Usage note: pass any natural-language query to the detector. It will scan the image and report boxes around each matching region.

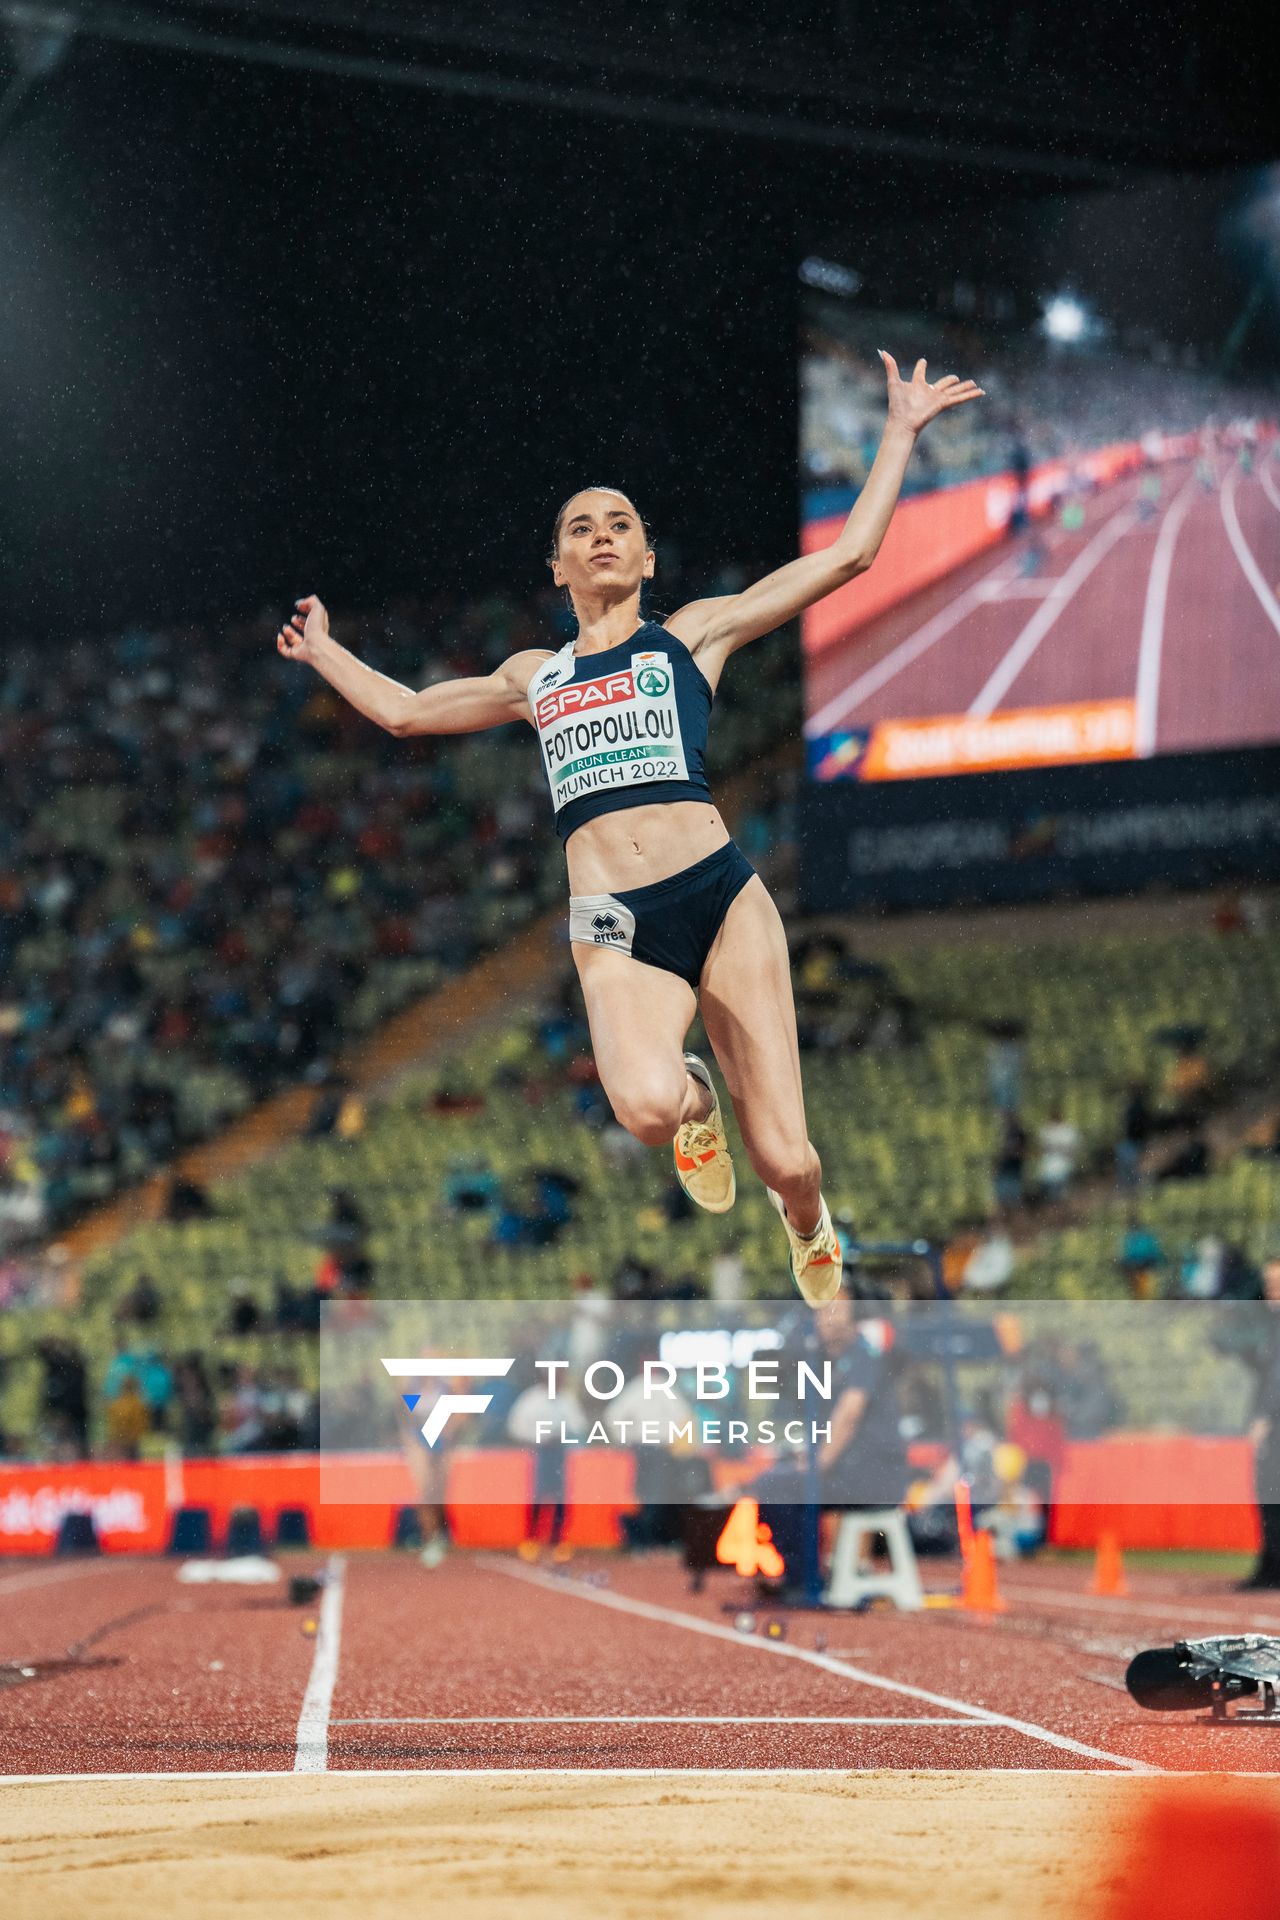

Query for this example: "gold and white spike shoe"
[673,1053,736,1214]
[767,1189,844,1306]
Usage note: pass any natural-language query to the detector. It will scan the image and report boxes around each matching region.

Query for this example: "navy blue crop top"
[527,622,714,844]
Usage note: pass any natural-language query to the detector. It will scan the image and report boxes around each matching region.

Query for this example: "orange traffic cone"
[1090,1528,1128,1598]
[961,1528,1007,1614]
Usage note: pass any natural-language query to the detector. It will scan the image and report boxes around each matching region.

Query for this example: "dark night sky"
[1,37,1275,637]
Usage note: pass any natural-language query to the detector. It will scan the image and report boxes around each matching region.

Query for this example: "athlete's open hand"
[879,350,984,435]
[277,594,329,665]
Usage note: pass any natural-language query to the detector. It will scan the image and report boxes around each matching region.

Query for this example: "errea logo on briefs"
[534,671,634,729]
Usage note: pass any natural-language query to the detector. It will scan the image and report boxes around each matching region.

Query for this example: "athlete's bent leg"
[698,878,821,1231]
[572,943,710,1146]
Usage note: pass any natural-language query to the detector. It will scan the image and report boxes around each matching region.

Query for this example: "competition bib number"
[532,651,688,814]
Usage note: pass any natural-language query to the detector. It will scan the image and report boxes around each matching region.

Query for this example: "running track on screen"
[805,454,1280,757]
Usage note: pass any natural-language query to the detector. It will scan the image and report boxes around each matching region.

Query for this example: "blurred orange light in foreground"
[1095,1783,1280,1920]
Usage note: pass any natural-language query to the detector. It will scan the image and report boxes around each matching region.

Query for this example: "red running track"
[6,1551,1280,1779]
[805,453,1280,758]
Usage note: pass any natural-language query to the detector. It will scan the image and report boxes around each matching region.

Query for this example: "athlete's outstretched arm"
[276,595,546,735]
[672,353,983,665]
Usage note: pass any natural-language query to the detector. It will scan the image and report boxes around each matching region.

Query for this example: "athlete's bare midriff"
[564,799,730,896]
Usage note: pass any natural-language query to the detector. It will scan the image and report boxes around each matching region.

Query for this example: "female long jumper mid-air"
[278,353,983,1306]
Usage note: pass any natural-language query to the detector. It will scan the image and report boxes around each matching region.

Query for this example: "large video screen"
[801,286,1280,784]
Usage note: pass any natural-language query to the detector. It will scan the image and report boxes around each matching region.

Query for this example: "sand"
[6,1770,1272,1919]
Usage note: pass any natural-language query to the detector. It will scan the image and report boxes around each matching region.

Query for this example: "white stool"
[823,1508,924,1611]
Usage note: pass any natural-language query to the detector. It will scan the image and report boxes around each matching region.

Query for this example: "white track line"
[294,1554,346,1774]
[805,552,1020,736]
[1221,461,1280,637]
[333,1715,989,1727]
[1134,477,1197,757]
[482,1558,1158,1774]
[989,578,1057,598]
[1259,457,1280,517]
[968,503,1137,718]
[0,1559,125,1597]
[3,1769,1235,1783]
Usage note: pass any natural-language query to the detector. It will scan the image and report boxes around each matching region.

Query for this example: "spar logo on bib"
[533,669,635,730]
[635,659,671,698]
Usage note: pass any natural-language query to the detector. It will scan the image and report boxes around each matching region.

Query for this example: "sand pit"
[4,1770,1273,1920]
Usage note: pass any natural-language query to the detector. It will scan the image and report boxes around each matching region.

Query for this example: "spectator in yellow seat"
[102,1346,172,1433]
[103,1371,150,1461]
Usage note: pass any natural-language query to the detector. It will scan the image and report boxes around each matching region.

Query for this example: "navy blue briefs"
[568,840,756,990]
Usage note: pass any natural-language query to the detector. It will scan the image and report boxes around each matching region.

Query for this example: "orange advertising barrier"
[0,1436,1262,1556]
[0,1460,170,1555]
[1049,1436,1261,1552]
[801,440,1145,660]
[1051,1504,1260,1553]
[859,698,1137,780]
[0,1451,623,1556]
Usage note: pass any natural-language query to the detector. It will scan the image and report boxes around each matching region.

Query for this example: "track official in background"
[752,1295,910,1597]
